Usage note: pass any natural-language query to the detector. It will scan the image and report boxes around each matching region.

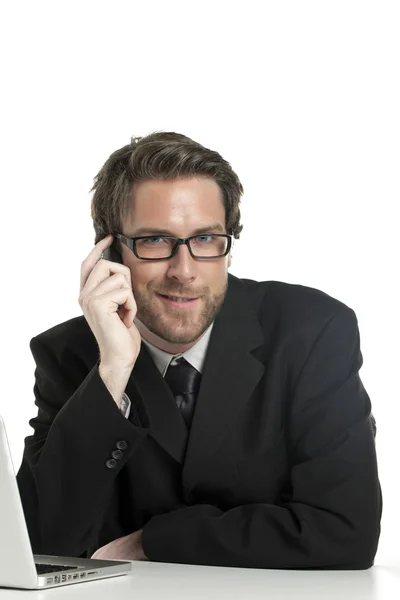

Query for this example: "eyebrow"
[129,223,225,237]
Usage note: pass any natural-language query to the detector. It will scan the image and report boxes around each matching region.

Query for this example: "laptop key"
[35,564,78,574]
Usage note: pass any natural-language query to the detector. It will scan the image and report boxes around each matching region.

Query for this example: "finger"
[79,257,132,305]
[80,234,114,292]
[81,271,133,309]
[92,285,136,326]
[113,287,136,325]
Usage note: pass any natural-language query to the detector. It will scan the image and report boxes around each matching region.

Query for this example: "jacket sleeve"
[16,336,147,558]
[142,307,382,569]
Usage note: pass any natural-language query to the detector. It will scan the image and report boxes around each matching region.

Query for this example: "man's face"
[121,177,232,353]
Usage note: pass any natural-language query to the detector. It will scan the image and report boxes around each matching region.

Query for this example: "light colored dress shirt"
[119,322,214,419]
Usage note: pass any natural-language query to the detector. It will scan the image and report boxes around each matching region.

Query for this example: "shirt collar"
[140,321,214,377]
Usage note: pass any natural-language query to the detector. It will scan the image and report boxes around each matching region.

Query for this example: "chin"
[149,316,209,346]
[157,324,202,345]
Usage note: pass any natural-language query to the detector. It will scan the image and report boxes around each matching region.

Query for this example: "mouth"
[156,293,200,308]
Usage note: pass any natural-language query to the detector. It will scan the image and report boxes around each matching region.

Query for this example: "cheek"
[200,270,228,298]
[132,266,168,292]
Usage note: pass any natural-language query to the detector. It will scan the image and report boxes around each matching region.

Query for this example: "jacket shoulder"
[29,315,97,374]
[31,315,91,345]
[237,276,356,325]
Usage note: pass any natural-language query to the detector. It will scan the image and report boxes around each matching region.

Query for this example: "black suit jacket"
[16,273,382,569]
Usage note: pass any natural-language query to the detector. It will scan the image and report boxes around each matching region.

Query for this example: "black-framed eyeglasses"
[115,233,232,260]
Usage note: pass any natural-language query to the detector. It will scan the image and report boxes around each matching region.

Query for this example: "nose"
[166,241,197,283]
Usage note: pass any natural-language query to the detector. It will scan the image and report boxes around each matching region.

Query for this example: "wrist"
[136,529,147,560]
[99,359,135,373]
[98,363,134,407]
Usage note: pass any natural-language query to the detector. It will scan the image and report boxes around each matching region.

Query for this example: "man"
[17,131,381,569]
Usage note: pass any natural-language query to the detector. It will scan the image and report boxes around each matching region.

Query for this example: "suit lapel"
[124,273,265,481]
[127,345,189,464]
[80,312,189,465]
[181,273,265,495]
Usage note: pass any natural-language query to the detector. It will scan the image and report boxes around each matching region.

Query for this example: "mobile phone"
[102,241,133,320]
[102,240,123,264]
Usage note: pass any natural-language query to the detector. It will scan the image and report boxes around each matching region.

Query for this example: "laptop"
[0,414,133,589]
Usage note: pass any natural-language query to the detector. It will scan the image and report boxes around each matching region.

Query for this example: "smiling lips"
[162,294,196,301]
[157,293,200,307]
[158,292,199,300]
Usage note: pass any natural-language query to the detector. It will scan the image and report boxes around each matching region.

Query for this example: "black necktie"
[164,357,202,429]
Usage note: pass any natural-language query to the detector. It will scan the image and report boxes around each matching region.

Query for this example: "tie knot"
[164,357,201,396]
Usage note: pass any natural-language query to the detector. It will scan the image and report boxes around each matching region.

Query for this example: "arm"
[142,307,382,569]
[16,336,147,558]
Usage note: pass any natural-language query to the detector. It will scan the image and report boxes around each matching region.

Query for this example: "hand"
[78,234,142,369]
[90,529,147,561]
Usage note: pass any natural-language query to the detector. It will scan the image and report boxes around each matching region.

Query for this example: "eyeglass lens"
[135,235,228,259]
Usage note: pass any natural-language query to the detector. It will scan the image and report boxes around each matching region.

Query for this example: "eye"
[195,235,213,243]
[144,237,165,244]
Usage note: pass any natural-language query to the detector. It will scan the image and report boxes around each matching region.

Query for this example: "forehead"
[127,177,224,221]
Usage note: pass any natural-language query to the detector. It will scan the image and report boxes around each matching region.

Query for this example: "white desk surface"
[1,561,399,599]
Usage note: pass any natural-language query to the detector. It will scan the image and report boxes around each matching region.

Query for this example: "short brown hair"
[90,131,244,245]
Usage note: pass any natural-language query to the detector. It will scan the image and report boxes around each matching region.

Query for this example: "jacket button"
[116,440,128,450]
[105,458,118,469]
[111,449,123,460]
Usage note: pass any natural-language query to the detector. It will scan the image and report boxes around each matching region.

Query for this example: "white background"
[0,1,398,566]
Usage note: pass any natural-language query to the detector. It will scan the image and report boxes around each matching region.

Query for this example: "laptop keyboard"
[35,563,78,574]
